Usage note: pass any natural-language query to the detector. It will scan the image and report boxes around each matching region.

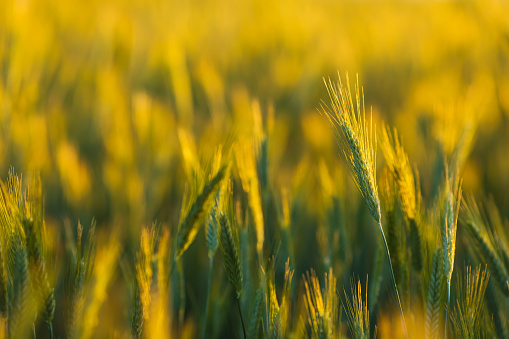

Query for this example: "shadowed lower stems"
[201,257,214,339]
[236,298,247,339]
[378,221,408,339]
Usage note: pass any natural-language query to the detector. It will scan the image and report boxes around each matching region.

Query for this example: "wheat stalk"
[321,73,407,338]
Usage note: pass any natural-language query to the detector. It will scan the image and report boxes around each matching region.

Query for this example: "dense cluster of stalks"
[0,73,508,339]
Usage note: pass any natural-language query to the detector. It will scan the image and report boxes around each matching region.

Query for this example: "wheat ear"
[451,266,489,338]
[461,195,509,296]
[321,73,407,338]
[247,287,263,339]
[426,249,443,339]
[175,165,227,260]
[218,212,245,338]
[343,277,369,339]
[380,126,423,271]
[442,179,462,339]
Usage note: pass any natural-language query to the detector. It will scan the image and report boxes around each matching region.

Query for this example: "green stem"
[378,221,408,339]
[201,257,214,339]
[445,279,450,339]
[236,298,247,339]
[49,323,54,339]
[257,249,269,337]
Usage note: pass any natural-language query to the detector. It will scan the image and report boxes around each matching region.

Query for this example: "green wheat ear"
[218,212,246,338]
[175,165,228,260]
[247,287,263,339]
[219,212,242,298]
[426,248,444,339]
[461,195,509,296]
[442,177,462,339]
[321,72,407,338]
[65,221,96,339]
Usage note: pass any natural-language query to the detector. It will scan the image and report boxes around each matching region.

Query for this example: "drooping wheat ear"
[451,266,489,339]
[343,277,369,339]
[321,73,407,337]
[247,287,263,339]
[442,178,462,339]
[175,165,227,260]
[485,280,509,339]
[461,195,509,296]
[426,248,444,339]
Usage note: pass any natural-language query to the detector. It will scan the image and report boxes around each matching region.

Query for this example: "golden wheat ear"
[321,73,407,338]
[380,125,417,221]
[321,73,380,223]
[303,268,339,338]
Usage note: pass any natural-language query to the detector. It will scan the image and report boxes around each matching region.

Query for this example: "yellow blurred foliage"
[57,141,91,204]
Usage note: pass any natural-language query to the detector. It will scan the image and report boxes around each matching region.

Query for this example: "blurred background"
[1,0,509,337]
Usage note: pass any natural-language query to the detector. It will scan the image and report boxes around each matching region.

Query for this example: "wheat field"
[1,0,509,338]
